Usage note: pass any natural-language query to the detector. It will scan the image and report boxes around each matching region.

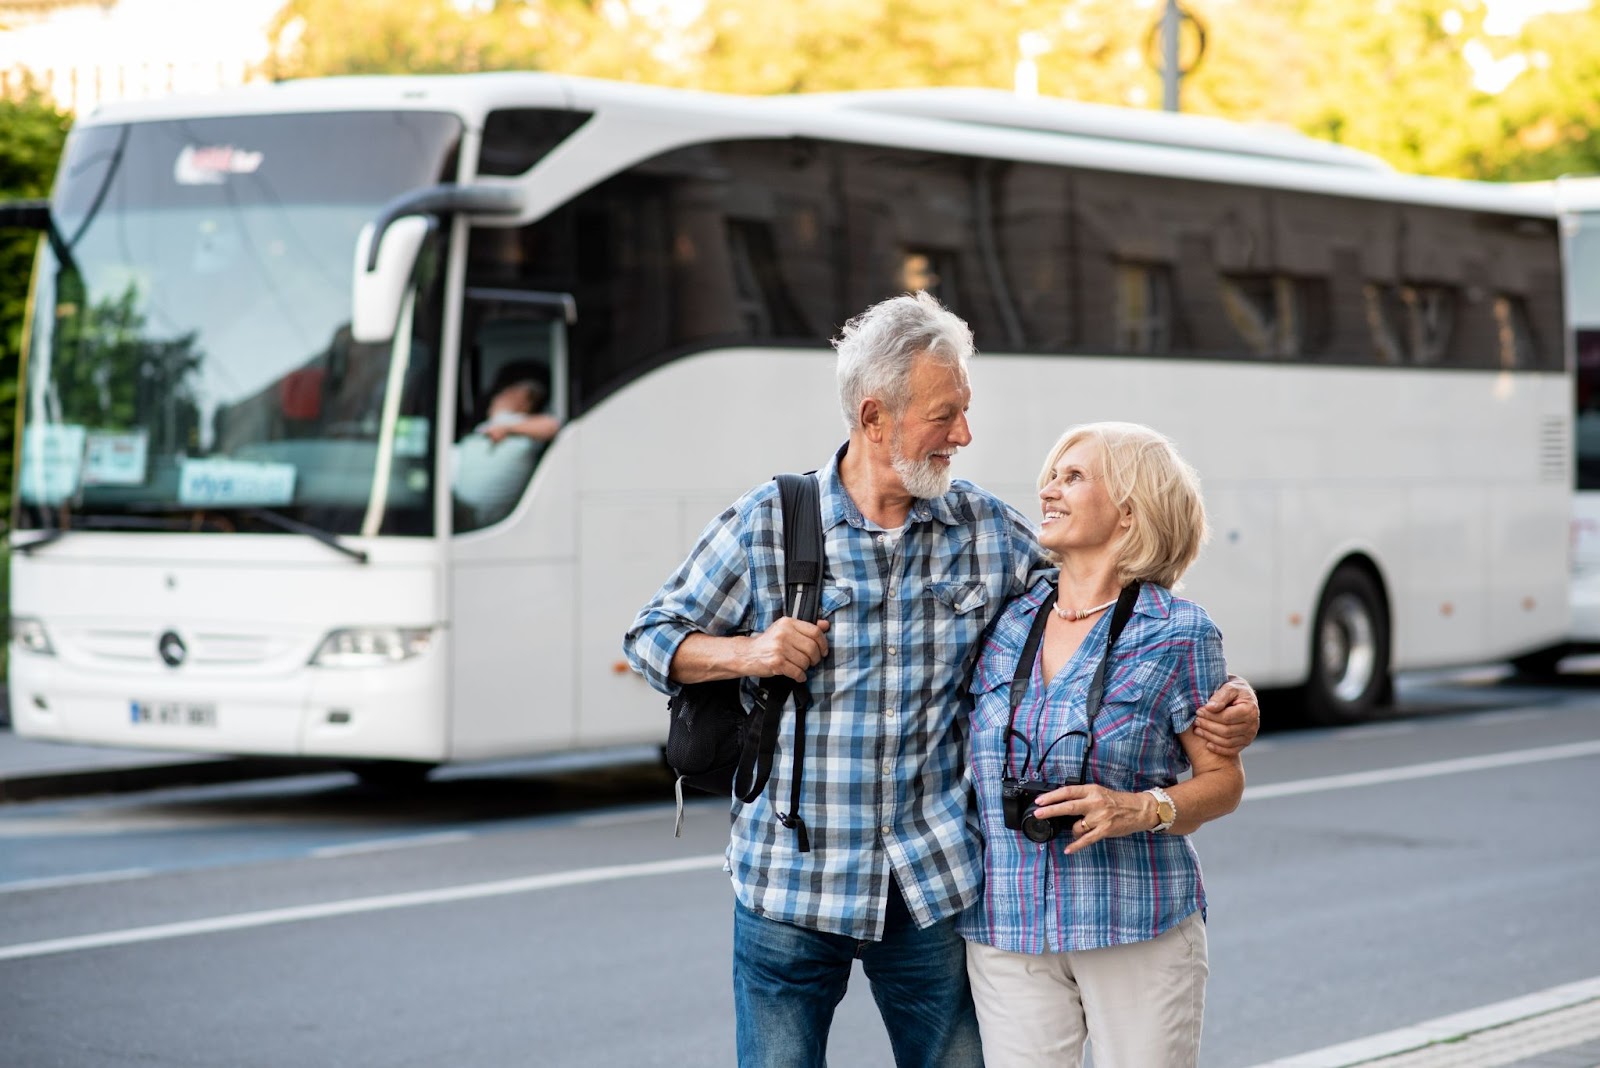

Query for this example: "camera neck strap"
[1004,580,1143,780]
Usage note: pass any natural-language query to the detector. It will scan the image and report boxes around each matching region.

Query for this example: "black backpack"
[664,472,824,852]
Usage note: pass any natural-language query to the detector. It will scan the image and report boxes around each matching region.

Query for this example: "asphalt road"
[1,674,1597,1067]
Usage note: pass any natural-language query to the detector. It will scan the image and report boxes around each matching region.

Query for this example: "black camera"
[1001,775,1081,843]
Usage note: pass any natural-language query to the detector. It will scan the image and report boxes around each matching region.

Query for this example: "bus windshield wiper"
[111,504,369,563]
[13,513,233,553]
[241,508,370,564]
[13,528,68,554]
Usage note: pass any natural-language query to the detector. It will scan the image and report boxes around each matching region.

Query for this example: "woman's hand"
[1029,783,1155,855]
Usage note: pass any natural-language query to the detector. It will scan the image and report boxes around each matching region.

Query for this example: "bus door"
[446,289,579,759]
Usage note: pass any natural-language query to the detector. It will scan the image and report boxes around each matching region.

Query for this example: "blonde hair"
[1037,421,1207,589]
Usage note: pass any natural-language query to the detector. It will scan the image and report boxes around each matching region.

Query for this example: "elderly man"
[624,292,1258,1068]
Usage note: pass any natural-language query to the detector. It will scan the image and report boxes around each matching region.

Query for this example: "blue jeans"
[732,881,983,1068]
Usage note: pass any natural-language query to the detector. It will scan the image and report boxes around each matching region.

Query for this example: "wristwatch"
[1146,787,1177,834]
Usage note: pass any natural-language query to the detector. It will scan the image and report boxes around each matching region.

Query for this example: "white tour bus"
[1548,175,1600,668]
[5,75,1570,779]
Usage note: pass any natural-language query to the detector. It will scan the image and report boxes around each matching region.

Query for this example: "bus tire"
[1305,564,1391,726]
[1511,646,1567,679]
[348,760,437,789]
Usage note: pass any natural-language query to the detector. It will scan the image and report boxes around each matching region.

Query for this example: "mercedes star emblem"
[157,630,187,668]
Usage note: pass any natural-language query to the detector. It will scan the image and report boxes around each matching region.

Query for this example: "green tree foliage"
[1478,4,1600,180]
[258,0,1600,181]
[674,0,1034,94]
[1044,0,1600,182]
[266,0,639,79]
[0,93,70,516]
[1261,0,1494,175]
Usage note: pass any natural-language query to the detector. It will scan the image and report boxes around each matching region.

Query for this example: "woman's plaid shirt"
[624,447,1048,940]
[958,579,1227,954]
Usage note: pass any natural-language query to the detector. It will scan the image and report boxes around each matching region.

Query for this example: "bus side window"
[1113,262,1174,355]
[1218,273,1332,359]
[452,303,564,533]
[901,247,961,310]
[470,318,555,425]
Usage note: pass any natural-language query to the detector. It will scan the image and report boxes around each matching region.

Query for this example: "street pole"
[1161,0,1181,112]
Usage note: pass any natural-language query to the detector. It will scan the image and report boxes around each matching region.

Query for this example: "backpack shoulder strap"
[732,471,823,852]
[776,472,823,623]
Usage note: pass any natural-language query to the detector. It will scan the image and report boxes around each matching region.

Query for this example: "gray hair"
[834,291,974,430]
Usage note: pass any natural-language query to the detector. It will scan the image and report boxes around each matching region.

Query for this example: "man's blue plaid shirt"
[624,445,1048,940]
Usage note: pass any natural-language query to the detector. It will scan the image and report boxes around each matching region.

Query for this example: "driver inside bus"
[451,361,561,529]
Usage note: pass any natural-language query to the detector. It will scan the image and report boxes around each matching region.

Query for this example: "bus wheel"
[348,760,437,790]
[1306,565,1391,726]
[1511,647,1567,679]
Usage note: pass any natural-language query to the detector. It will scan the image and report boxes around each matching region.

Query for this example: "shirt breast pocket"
[925,580,990,667]
[1088,660,1166,760]
[819,585,855,665]
[968,668,1014,733]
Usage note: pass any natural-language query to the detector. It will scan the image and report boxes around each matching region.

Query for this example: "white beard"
[892,433,955,500]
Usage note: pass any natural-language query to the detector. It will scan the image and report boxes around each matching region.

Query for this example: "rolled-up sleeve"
[622,502,755,696]
[1167,616,1227,738]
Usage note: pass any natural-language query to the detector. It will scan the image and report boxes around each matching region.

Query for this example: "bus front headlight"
[9,617,55,656]
[309,627,434,668]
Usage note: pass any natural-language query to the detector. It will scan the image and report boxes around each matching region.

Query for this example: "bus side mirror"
[0,198,82,278]
[351,216,430,344]
[0,199,51,231]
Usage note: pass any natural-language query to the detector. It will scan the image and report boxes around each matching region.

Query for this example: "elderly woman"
[959,421,1245,1068]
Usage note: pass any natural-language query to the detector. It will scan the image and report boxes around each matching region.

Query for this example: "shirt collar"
[1135,581,1173,620]
[1016,574,1173,620]
[820,441,965,532]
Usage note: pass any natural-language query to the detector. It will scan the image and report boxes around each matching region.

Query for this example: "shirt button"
[884,708,895,718]
[887,646,897,657]
[882,762,892,775]
[888,589,897,599]
[880,825,891,836]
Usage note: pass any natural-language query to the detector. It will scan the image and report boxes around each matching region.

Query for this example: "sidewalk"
[1246,981,1600,1068]
[0,728,323,802]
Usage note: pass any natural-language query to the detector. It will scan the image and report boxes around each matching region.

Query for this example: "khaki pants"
[965,911,1208,1068]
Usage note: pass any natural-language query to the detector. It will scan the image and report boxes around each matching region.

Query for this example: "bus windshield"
[1572,213,1600,490]
[17,110,460,536]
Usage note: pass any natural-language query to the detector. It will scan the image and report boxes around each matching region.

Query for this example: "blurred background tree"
[265,0,672,81]
[0,91,70,518]
[254,0,1600,182]
[1481,2,1600,179]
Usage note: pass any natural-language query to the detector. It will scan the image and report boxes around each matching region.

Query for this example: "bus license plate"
[130,700,217,727]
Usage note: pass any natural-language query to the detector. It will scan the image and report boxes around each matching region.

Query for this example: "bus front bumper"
[7,650,449,763]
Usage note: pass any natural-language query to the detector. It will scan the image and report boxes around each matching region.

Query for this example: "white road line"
[6,740,1597,964]
[0,854,725,962]
[310,831,474,858]
[0,868,154,895]
[1242,739,1600,801]
[1242,975,1600,1067]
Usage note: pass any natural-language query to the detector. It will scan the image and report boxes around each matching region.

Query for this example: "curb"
[1246,978,1600,1067]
